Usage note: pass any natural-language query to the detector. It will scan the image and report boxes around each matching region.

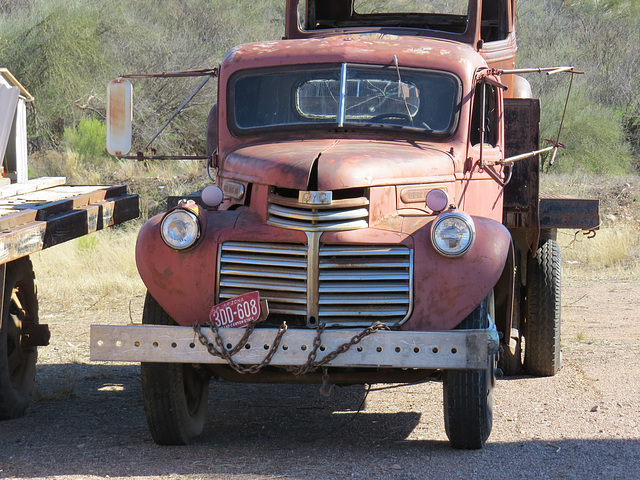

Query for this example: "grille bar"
[218,241,412,327]
[218,242,307,317]
[318,245,412,325]
[268,204,369,222]
[267,192,370,231]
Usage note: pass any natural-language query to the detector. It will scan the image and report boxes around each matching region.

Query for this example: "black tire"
[443,294,495,449]
[0,258,39,420]
[524,237,562,377]
[141,292,209,445]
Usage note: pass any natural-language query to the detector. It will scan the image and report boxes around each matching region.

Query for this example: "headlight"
[431,212,475,257]
[160,209,200,250]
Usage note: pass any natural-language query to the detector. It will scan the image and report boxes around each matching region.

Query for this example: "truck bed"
[0,176,138,264]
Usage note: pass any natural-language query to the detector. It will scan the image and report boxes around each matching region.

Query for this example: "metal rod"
[503,145,556,164]
[553,72,575,164]
[338,63,347,127]
[121,68,218,78]
[144,76,212,151]
[119,154,210,161]
[496,66,583,75]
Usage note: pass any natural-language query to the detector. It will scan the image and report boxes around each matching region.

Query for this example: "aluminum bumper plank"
[90,325,489,370]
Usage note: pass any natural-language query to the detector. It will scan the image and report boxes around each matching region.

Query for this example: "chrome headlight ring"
[160,208,201,250]
[431,211,476,258]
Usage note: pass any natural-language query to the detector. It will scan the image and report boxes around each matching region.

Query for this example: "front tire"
[141,292,209,445]
[0,258,39,420]
[443,294,495,449]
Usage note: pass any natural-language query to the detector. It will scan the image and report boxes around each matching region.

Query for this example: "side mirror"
[106,78,133,156]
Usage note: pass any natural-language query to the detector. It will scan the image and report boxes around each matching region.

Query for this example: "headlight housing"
[160,209,200,250]
[431,212,475,257]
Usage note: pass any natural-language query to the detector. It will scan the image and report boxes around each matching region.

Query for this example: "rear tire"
[0,258,39,420]
[443,294,495,449]
[141,292,209,445]
[524,236,562,376]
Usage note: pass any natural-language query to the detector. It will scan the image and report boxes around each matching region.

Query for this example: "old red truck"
[92,0,598,448]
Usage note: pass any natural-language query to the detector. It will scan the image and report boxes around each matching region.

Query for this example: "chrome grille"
[218,241,412,327]
[267,191,369,231]
[318,246,413,324]
[218,242,308,316]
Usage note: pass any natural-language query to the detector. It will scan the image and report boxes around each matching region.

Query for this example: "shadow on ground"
[1,364,639,480]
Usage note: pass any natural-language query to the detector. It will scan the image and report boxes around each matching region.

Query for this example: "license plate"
[298,190,332,205]
[209,291,261,328]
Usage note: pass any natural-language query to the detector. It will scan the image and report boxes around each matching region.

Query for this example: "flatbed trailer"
[1,68,139,420]
[0,176,138,263]
[0,176,138,420]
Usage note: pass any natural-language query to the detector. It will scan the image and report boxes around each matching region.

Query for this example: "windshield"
[230,64,461,136]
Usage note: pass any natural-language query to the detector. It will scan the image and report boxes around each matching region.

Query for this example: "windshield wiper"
[393,55,414,124]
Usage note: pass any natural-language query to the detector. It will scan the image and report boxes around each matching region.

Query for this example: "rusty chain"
[193,320,390,377]
[193,321,288,374]
[285,321,390,376]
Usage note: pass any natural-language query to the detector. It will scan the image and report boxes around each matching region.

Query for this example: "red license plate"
[209,291,261,328]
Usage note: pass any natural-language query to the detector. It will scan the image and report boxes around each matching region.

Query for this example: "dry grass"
[31,223,146,315]
[558,224,640,280]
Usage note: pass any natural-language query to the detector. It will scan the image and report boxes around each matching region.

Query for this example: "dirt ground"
[1,274,639,480]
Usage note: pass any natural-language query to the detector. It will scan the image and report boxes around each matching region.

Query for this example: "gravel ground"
[1,276,639,480]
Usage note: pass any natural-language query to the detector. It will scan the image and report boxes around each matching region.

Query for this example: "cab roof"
[220,34,486,85]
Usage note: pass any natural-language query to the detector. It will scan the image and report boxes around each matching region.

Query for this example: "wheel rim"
[6,286,30,388]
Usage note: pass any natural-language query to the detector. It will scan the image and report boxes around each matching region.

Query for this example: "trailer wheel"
[0,258,39,420]
[524,236,562,376]
[443,294,495,449]
[140,292,209,445]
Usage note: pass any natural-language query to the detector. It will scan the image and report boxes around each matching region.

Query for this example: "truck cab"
[100,29,506,450]
[138,34,510,332]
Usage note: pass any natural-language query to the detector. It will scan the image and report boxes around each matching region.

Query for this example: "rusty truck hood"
[222,140,455,190]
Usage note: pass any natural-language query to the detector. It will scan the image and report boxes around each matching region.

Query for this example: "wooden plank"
[0,187,139,265]
[0,209,38,232]
[109,194,139,226]
[0,221,46,264]
[0,177,66,200]
[0,185,130,221]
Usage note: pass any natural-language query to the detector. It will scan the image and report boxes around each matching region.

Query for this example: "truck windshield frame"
[228,63,462,137]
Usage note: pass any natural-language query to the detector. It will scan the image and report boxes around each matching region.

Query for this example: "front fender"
[135,210,241,326]
[401,215,511,331]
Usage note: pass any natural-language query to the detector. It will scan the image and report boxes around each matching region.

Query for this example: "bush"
[62,117,108,164]
[516,0,640,172]
[0,0,115,149]
[540,89,634,174]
